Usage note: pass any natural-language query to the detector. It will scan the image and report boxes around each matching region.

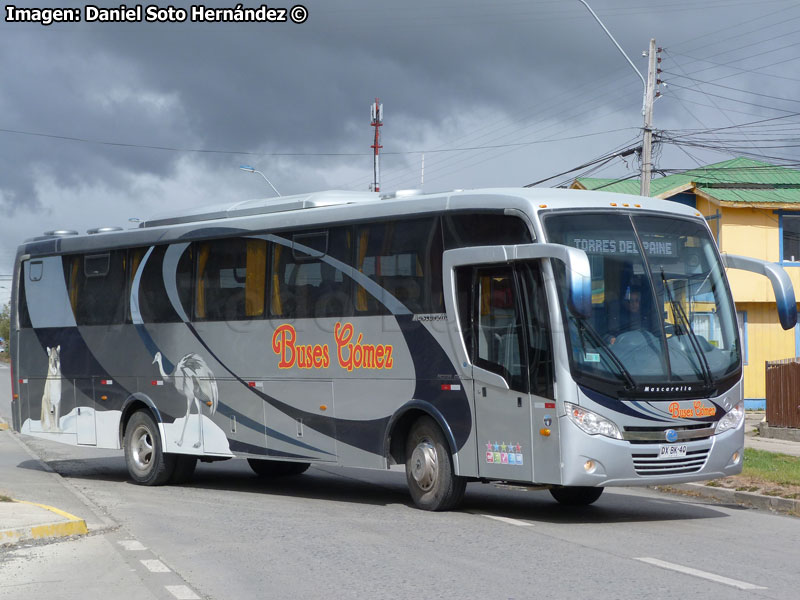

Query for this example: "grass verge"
[742,448,800,487]
[705,448,800,501]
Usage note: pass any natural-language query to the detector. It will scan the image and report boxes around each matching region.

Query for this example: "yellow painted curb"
[0,500,88,545]
[0,422,9,431]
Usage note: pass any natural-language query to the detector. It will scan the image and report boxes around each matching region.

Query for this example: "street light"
[578,0,646,105]
[239,165,282,197]
[578,0,656,197]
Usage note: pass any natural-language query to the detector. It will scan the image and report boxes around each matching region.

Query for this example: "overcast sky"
[1,0,800,305]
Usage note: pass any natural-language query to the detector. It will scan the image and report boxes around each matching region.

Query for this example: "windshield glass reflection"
[545,212,740,395]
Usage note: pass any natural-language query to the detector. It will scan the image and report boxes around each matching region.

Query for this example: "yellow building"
[572,157,800,407]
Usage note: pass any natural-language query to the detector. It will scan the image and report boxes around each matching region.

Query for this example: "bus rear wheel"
[124,410,176,486]
[549,486,604,506]
[247,459,310,477]
[405,416,466,511]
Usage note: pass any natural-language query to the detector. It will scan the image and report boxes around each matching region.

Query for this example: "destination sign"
[567,234,680,258]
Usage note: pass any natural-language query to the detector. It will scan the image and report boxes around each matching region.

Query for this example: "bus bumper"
[558,416,744,487]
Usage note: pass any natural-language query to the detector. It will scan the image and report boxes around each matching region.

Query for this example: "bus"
[9,188,796,510]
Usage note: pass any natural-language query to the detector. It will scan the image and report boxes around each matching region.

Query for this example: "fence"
[765,358,800,428]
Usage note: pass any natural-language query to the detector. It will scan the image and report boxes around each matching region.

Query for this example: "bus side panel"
[17,331,77,445]
[452,375,478,478]
[424,325,479,478]
[333,378,416,470]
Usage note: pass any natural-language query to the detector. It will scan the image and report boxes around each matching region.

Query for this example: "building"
[572,157,800,408]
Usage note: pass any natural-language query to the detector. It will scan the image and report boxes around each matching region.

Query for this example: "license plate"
[658,444,688,459]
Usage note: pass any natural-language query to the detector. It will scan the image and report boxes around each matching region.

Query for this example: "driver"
[608,285,643,344]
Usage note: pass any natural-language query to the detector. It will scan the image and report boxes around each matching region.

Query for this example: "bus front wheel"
[549,486,604,506]
[405,417,466,511]
[124,410,176,486]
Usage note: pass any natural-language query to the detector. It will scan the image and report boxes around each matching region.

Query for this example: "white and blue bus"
[9,188,796,510]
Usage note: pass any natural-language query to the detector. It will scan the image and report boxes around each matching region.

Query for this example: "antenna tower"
[370,98,383,192]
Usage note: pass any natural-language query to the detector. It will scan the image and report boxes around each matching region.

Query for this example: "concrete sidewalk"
[0,418,116,547]
[744,411,800,457]
[0,419,199,600]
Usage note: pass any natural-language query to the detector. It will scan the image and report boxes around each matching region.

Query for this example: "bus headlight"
[715,401,744,434]
[565,402,622,440]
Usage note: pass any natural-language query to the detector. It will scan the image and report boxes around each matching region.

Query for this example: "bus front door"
[470,266,534,482]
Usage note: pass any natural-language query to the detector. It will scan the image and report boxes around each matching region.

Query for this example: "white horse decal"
[40,345,62,432]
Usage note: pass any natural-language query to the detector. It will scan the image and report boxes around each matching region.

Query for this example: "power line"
[665,83,799,114]
[662,72,800,105]
[523,144,641,188]
[0,125,636,159]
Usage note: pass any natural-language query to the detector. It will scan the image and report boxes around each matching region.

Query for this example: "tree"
[0,302,10,343]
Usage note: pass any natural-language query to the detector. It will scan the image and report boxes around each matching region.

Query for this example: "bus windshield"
[544,212,741,396]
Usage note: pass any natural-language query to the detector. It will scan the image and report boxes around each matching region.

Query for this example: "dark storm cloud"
[1,0,799,214]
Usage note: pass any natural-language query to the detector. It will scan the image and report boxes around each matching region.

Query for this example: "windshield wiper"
[570,315,636,390]
[661,270,714,389]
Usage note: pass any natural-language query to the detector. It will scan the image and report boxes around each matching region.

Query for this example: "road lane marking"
[166,585,200,599]
[636,558,766,590]
[118,539,147,551]
[478,514,535,527]
[141,559,171,573]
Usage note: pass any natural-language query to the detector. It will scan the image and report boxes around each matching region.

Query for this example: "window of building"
[737,311,748,365]
[782,215,800,262]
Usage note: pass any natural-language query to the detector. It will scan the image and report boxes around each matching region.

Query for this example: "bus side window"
[518,262,555,399]
[63,251,127,326]
[454,267,474,360]
[473,266,528,392]
[443,213,533,249]
[270,228,352,319]
[355,217,443,315]
[18,264,32,328]
[132,246,182,324]
[176,245,194,319]
[195,238,266,321]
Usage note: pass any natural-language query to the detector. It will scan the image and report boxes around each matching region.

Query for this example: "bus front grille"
[632,448,710,476]
[623,424,714,444]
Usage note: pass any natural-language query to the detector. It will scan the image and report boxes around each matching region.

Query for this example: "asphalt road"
[2,364,800,600]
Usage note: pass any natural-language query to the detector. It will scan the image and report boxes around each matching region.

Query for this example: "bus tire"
[169,455,197,484]
[405,416,466,511]
[124,410,175,486]
[549,486,604,506]
[248,459,310,477]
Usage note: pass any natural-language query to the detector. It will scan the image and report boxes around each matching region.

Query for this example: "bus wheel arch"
[119,393,163,448]
[385,401,458,468]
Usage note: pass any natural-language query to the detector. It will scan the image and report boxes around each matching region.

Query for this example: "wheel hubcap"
[410,439,438,491]
[131,425,154,471]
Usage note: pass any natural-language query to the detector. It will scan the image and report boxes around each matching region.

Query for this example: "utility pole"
[370,98,383,192]
[641,39,658,198]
